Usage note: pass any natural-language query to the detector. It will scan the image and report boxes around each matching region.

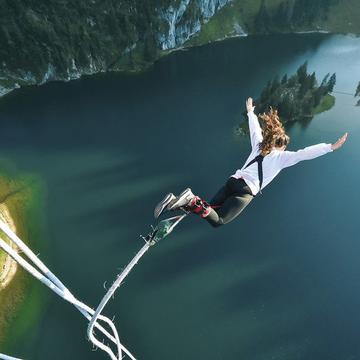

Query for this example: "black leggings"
[205,177,254,228]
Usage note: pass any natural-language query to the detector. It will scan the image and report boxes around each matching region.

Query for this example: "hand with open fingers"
[246,97,255,113]
[331,132,348,151]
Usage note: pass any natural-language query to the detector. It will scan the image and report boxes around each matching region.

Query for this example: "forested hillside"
[0,0,359,97]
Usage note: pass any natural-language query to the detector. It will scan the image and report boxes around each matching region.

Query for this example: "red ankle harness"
[185,196,212,218]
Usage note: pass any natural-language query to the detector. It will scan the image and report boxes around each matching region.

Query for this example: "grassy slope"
[318,0,360,34]
[0,170,47,351]
[186,0,360,47]
[313,94,336,115]
[186,0,284,46]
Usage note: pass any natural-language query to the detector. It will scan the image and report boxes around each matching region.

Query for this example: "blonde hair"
[258,108,290,156]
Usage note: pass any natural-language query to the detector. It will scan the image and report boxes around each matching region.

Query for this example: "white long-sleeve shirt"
[231,111,333,195]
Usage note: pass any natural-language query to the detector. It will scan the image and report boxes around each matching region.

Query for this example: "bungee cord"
[0,220,134,360]
[87,213,187,359]
[332,90,355,96]
[0,213,187,360]
[0,354,23,360]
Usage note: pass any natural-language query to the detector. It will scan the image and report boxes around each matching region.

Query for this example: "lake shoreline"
[0,204,19,289]
[0,171,47,353]
[0,31,359,102]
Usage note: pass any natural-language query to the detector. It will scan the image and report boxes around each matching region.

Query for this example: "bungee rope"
[332,90,355,96]
[0,354,23,360]
[87,213,188,358]
[0,213,187,360]
[0,220,133,360]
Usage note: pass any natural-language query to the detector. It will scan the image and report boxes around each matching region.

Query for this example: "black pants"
[205,177,254,228]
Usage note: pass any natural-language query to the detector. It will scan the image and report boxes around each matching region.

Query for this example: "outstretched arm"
[280,133,348,168]
[246,97,263,149]
[331,132,348,151]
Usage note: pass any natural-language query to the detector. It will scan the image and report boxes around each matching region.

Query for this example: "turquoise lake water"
[0,33,360,359]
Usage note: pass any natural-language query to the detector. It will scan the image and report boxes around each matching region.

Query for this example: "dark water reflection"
[0,33,359,359]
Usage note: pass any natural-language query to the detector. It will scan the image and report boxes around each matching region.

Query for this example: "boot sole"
[168,188,193,210]
[154,193,175,219]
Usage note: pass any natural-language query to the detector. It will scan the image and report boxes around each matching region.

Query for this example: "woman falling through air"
[154,98,348,227]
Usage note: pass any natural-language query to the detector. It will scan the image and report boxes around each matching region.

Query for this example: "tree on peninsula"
[355,81,360,106]
[237,62,336,136]
[253,62,336,122]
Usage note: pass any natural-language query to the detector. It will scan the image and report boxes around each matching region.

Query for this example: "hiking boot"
[154,193,176,219]
[167,188,196,211]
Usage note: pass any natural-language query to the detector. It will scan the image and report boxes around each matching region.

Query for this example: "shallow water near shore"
[0,33,360,359]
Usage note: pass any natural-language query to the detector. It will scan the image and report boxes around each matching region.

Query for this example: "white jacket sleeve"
[280,143,333,168]
[247,111,263,149]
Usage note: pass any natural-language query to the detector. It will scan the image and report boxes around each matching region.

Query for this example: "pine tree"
[144,33,158,61]
[287,74,298,87]
[260,80,272,102]
[254,0,271,34]
[291,0,338,26]
[355,81,360,97]
[274,1,291,30]
[279,95,293,118]
[316,72,331,99]
[296,62,308,86]
[320,73,330,87]
[281,74,288,84]
[309,72,317,89]
[270,76,280,93]
[356,81,360,106]
[303,96,315,115]
[311,86,319,106]
[326,73,336,92]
